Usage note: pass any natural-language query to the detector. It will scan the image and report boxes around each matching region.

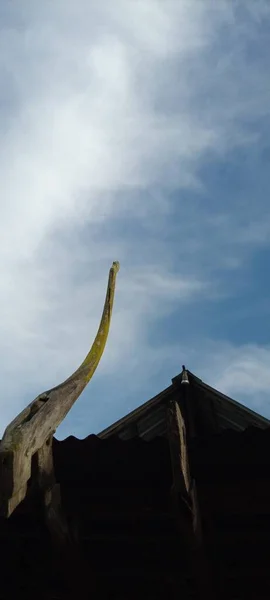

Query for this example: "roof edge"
[98,383,174,439]
[98,369,270,439]
[188,370,270,427]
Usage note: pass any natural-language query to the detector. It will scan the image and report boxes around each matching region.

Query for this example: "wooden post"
[36,437,93,598]
[167,397,215,599]
[0,263,119,596]
[36,436,70,547]
[167,398,192,505]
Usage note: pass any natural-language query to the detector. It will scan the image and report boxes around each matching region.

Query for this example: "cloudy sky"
[0,1,270,439]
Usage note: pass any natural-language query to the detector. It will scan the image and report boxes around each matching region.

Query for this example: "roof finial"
[181,365,189,385]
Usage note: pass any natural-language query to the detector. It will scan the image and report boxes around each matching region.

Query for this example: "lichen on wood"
[0,262,120,517]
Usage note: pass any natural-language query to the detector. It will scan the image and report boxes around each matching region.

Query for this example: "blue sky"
[0,1,270,439]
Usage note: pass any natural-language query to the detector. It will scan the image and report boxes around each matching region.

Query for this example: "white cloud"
[0,1,270,435]
[183,341,270,418]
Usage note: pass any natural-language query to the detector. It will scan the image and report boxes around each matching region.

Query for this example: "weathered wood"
[167,398,214,599]
[37,438,92,598]
[37,437,70,546]
[167,399,191,502]
[0,262,120,517]
[37,435,55,491]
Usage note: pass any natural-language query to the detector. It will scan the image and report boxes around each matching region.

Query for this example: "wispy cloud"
[194,342,270,417]
[0,1,270,436]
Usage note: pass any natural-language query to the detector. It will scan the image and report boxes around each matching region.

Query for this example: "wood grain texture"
[0,262,120,517]
[167,399,191,501]
[167,398,214,599]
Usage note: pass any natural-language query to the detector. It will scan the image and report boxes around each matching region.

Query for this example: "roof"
[99,369,270,441]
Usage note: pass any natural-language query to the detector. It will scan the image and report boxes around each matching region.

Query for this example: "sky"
[0,0,270,440]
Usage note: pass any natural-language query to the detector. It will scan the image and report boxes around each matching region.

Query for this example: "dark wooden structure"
[0,367,270,599]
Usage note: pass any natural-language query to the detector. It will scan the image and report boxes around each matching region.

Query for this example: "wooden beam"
[167,398,192,503]
[167,398,215,599]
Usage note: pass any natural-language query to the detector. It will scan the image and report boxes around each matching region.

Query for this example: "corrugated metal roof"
[99,370,270,441]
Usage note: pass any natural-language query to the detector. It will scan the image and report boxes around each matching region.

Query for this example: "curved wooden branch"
[0,261,120,516]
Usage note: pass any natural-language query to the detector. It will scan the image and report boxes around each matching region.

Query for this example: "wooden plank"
[167,399,215,599]
[167,399,191,501]
[0,262,120,517]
